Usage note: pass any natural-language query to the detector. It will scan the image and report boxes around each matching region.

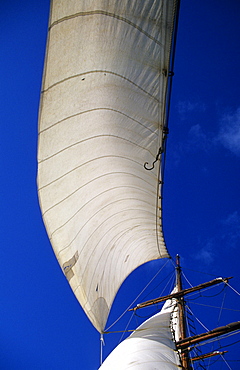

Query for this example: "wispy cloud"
[177,100,206,120]
[193,211,240,266]
[188,124,210,151]
[221,211,240,248]
[193,240,215,265]
[217,107,240,156]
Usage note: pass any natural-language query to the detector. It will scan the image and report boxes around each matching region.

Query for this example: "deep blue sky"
[1,1,240,369]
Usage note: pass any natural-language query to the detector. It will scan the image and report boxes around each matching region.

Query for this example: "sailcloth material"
[99,296,180,369]
[38,0,177,332]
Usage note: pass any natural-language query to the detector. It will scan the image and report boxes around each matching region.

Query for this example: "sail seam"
[50,185,157,238]
[61,212,159,269]
[42,172,156,217]
[58,209,158,257]
[38,134,156,164]
[69,209,157,257]
[85,224,161,301]
[49,11,164,47]
[39,108,158,135]
[38,155,154,191]
[41,70,161,103]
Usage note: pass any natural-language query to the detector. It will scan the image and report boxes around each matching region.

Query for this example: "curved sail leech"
[38,0,178,332]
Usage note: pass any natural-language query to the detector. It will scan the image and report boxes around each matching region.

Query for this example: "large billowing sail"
[99,294,180,369]
[38,0,177,332]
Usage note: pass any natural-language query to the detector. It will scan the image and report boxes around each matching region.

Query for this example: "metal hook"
[144,147,163,171]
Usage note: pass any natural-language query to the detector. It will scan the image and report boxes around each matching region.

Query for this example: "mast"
[176,254,190,369]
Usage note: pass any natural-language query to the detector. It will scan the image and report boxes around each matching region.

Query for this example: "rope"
[118,311,135,344]
[139,268,175,303]
[105,259,171,331]
[100,333,105,365]
[217,286,227,324]
[186,304,209,332]
[189,301,240,312]
[182,271,194,288]
[221,355,233,370]
[191,330,240,349]
[226,281,240,296]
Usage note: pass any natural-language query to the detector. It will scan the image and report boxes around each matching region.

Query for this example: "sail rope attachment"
[144,147,163,171]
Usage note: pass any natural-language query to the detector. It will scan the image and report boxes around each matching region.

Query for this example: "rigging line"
[105,258,171,331]
[181,271,194,288]
[186,284,227,302]
[185,307,192,339]
[133,307,160,319]
[200,285,226,298]
[196,333,237,370]
[221,355,232,370]
[118,311,135,344]
[180,266,218,278]
[190,330,240,349]
[100,334,105,366]
[207,286,228,369]
[183,283,227,301]
[186,304,209,332]
[215,337,240,350]
[188,301,240,312]
[206,334,240,370]
[139,268,175,302]
[205,355,224,369]
[225,281,240,296]
[217,286,227,324]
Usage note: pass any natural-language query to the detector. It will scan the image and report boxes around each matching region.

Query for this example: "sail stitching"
[73,217,163,296]
[49,11,164,47]
[88,224,166,298]
[38,156,153,191]
[41,70,161,103]
[43,172,156,218]
[39,107,158,135]
[49,184,156,238]
[57,207,158,257]
[81,221,157,290]
[38,134,156,164]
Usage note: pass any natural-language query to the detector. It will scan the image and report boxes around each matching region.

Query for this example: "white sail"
[38,0,177,332]
[99,295,180,369]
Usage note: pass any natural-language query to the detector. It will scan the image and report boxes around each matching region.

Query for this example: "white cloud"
[217,108,240,156]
